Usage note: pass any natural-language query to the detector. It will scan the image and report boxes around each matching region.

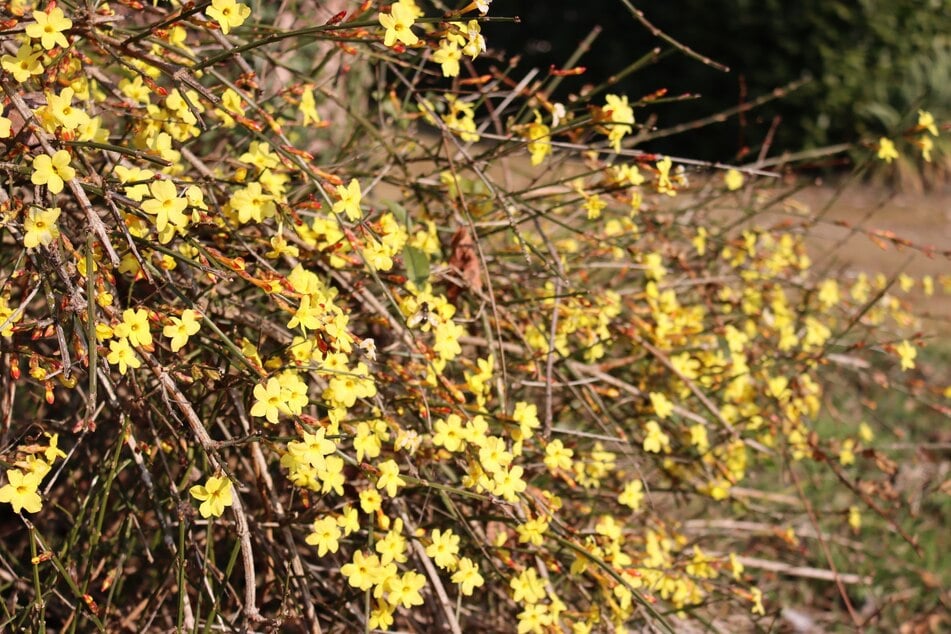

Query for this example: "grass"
[780,341,951,631]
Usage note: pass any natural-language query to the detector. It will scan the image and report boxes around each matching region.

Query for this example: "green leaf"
[402,245,430,287]
[385,200,409,228]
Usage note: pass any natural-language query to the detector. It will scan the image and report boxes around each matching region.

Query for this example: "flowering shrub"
[0,1,947,632]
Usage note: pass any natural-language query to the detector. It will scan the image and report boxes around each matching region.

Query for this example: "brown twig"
[140,351,262,626]
[618,0,729,72]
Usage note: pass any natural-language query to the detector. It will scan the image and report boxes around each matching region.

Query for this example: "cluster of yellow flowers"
[877,110,940,163]
[0,434,66,514]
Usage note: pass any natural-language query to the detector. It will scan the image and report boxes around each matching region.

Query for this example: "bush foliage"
[492,0,951,160]
[0,1,947,632]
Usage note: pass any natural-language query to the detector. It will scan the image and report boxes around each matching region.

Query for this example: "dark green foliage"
[486,0,950,159]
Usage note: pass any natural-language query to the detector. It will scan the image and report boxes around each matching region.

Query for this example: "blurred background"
[483,0,950,165]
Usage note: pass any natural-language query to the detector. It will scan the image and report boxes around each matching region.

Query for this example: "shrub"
[0,1,946,632]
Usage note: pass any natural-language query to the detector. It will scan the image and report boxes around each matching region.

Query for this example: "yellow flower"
[451,557,484,596]
[141,180,189,234]
[442,95,480,142]
[516,517,549,546]
[385,571,426,609]
[655,156,676,196]
[379,2,419,47]
[332,178,362,221]
[32,150,76,195]
[877,137,899,163]
[896,339,916,371]
[250,377,287,424]
[206,0,251,35]
[299,87,320,126]
[22,206,61,249]
[584,195,606,220]
[689,424,709,453]
[0,295,23,336]
[917,110,938,136]
[425,528,459,570]
[341,550,378,591]
[26,7,72,50]
[0,113,10,139]
[324,362,376,408]
[604,93,634,152]
[512,401,540,441]
[20,456,51,480]
[114,308,153,348]
[359,488,382,514]
[46,87,90,131]
[750,586,765,615]
[433,39,462,77]
[463,20,486,59]
[1,42,44,82]
[724,168,744,191]
[368,602,394,631]
[543,438,573,471]
[838,438,856,466]
[0,469,43,514]
[230,182,276,224]
[43,433,67,463]
[649,392,673,420]
[214,88,243,127]
[432,414,466,452]
[517,604,551,633]
[510,568,545,604]
[848,505,861,531]
[106,338,141,375]
[492,464,526,502]
[375,459,406,497]
[305,516,342,556]
[189,475,233,518]
[375,519,408,564]
[525,110,552,166]
[618,479,644,510]
[163,309,201,352]
[642,420,669,453]
[114,165,155,201]
[918,135,934,163]
[478,436,512,473]
[337,505,360,535]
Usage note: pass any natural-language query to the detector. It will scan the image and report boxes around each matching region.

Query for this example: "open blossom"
[163,309,201,352]
[332,178,363,220]
[917,110,938,136]
[250,377,288,423]
[106,337,141,375]
[604,93,634,151]
[32,150,75,194]
[141,180,189,233]
[1,42,44,82]
[189,475,233,518]
[22,207,61,249]
[525,110,551,166]
[207,0,251,35]
[724,168,745,191]
[26,7,72,50]
[432,39,462,77]
[379,2,419,47]
[877,137,899,163]
[46,87,90,131]
[0,469,43,514]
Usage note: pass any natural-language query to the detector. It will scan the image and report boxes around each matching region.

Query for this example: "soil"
[790,182,951,332]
